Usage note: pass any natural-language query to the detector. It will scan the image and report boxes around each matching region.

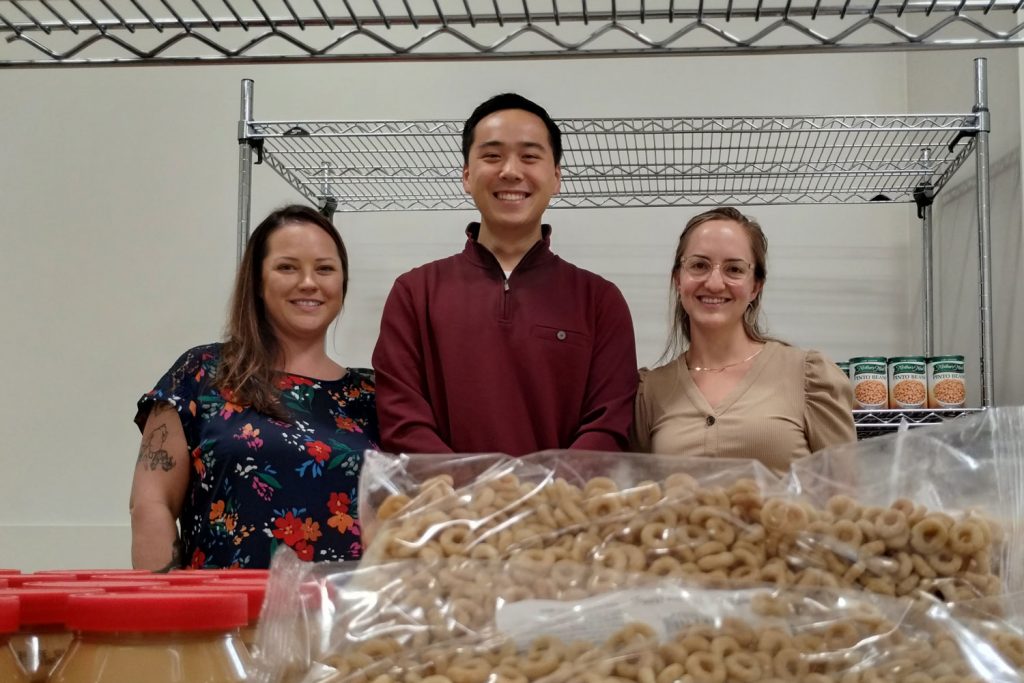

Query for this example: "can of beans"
[887,356,927,408]
[927,355,966,408]
[850,356,888,409]
[836,361,850,379]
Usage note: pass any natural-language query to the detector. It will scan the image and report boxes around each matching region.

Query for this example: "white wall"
[1,51,1004,571]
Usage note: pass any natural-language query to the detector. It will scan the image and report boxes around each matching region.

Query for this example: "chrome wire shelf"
[249,114,978,211]
[854,407,984,439]
[3,0,1024,66]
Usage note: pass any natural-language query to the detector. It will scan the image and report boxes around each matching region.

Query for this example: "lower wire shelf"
[854,408,984,440]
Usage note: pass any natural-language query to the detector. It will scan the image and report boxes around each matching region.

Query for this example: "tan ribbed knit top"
[631,341,856,473]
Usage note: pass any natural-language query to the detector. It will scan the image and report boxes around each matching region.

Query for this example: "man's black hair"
[461,93,563,165]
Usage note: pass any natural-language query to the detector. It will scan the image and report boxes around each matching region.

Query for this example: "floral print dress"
[135,344,379,568]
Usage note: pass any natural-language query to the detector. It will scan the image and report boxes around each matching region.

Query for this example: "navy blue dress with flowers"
[135,344,379,568]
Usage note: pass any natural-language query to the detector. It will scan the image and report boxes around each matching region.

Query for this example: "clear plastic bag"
[357,409,1022,604]
[252,552,1024,683]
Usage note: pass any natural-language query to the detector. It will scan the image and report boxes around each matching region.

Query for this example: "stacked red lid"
[5,573,80,588]
[33,569,157,580]
[66,593,248,632]
[0,596,19,633]
[143,582,267,623]
[0,588,104,626]
[90,572,215,586]
[0,570,20,576]
[21,580,170,593]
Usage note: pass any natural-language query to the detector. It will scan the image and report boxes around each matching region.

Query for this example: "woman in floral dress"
[129,205,379,570]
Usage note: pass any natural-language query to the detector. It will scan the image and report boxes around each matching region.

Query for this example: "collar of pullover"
[463,222,554,274]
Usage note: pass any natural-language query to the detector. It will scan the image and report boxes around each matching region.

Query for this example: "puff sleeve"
[629,368,653,453]
[804,350,857,452]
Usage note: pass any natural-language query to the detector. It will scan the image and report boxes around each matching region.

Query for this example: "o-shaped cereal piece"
[627,480,664,508]
[607,623,658,651]
[584,477,619,497]
[551,558,587,587]
[492,664,527,683]
[723,652,762,683]
[948,520,987,555]
[439,526,473,556]
[648,556,685,578]
[994,631,1024,667]
[831,519,863,548]
[585,493,623,519]
[772,648,809,679]
[446,658,491,683]
[640,522,675,550]
[760,498,809,532]
[679,524,710,547]
[927,550,964,577]
[874,508,909,540]
[826,494,861,521]
[378,494,412,520]
[685,652,727,683]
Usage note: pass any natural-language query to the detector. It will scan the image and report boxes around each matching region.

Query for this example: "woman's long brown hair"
[215,205,348,419]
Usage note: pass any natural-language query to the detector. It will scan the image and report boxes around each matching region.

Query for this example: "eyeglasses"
[679,256,753,282]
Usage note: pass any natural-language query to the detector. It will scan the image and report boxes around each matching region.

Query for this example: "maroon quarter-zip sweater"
[372,224,639,456]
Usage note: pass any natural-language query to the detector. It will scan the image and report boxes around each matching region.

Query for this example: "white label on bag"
[494,588,743,648]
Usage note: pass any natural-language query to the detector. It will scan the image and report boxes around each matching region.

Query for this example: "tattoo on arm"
[137,423,175,471]
[154,538,184,573]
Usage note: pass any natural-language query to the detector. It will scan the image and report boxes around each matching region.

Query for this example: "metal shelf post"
[237,78,254,266]
[974,57,995,407]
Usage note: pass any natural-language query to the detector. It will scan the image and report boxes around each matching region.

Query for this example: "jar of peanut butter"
[0,587,103,682]
[49,592,250,683]
[0,596,29,682]
[144,582,267,652]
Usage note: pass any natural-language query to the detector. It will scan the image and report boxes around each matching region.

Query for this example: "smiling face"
[462,108,562,234]
[260,221,344,345]
[676,219,764,337]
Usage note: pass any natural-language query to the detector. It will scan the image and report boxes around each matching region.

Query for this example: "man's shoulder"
[549,255,624,296]
[393,251,465,284]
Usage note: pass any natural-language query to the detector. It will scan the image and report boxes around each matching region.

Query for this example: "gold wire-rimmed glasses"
[679,256,753,282]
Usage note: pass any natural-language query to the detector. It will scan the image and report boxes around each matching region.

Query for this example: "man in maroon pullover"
[372,93,638,456]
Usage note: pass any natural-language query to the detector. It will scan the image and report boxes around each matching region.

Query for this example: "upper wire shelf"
[3,0,1024,66]
[249,113,978,211]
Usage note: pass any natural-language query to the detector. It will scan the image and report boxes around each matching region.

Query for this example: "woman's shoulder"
[164,342,223,377]
[638,358,683,396]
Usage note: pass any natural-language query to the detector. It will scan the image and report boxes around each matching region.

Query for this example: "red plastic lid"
[90,572,214,586]
[33,569,156,580]
[22,580,170,593]
[0,588,104,626]
[67,592,248,632]
[0,579,7,589]
[144,583,267,621]
[0,570,21,576]
[6,573,80,587]
[0,596,19,633]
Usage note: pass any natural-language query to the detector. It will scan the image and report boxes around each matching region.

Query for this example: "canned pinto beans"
[887,356,927,409]
[850,357,888,409]
[928,355,966,408]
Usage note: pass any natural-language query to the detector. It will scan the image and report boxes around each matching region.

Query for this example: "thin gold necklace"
[686,346,764,373]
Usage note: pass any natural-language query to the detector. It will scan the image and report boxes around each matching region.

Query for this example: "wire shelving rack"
[3,0,1024,66]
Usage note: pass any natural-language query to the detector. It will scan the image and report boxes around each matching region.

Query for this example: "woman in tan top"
[631,207,855,472]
